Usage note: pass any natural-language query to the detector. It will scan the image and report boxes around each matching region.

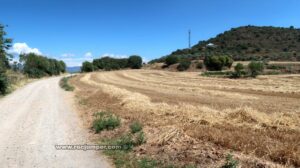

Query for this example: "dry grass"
[70,70,300,167]
[6,70,32,92]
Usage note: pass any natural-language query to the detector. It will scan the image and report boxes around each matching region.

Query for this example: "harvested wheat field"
[70,70,300,167]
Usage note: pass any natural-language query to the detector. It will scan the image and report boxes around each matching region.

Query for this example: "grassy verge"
[102,137,192,168]
[59,76,75,91]
[93,112,193,168]
[1,70,31,96]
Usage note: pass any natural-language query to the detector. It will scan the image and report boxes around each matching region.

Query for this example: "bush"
[117,134,135,150]
[93,57,124,70]
[128,55,142,69]
[134,131,146,146]
[248,61,264,77]
[177,60,191,71]
[267,64,285,70]
[204,55,233,71]
[138,157,158,168]
[130,121,143,134]
[0,73,9,95]
[59,76,74,91]
[231,63,244,78]
[196,62,203,69]
[81,61,94,72]
[165,55,179,66]
[92,112,121,133]
[221,154,239,168]
[116,131,146,151]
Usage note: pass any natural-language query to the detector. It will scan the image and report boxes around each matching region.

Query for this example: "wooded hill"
[150,26,300,63]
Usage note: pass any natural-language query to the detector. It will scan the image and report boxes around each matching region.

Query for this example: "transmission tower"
[188,29,191,49]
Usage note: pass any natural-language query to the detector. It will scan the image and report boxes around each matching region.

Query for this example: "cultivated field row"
[71,70,300,167]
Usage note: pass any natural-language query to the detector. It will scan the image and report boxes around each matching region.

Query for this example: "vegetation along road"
[0,77,111,167]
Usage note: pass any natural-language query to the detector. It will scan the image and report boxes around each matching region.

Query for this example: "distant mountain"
[66,66,81,73]
[150,25,300,63]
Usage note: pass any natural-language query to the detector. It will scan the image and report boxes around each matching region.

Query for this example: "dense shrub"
[92,56,143,71]
[117,134,135,150]
[0,24,12,70]
[117,131,146,150]
[204,55,233,71]
[93,57,127,70]
[59,76,74,91]
[128,55,142,69]
[137,157,158,168]
[20,53,66,78]
[0,73,9,95]
[130,121,143,134]
[0,24,12,94]
[92,112,121,133]
[177,60,191,71]
[196,62,203,69]
[267,64,285,70]
[221,154,239,168]
[248,61,264,77]
[81,61,94,72]
[0,61,8,95]
[134,131,146,146]
[165,55,179,66]
[231,63,244,78]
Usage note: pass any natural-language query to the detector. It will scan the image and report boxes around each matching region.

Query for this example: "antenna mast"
[188,29,191,49]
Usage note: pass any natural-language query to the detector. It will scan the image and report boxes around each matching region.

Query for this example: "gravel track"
[0,77,111,168]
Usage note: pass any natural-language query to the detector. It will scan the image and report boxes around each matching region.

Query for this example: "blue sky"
[1,0,300,66]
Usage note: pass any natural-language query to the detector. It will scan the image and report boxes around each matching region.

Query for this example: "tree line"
[0,24,66,95]
[81,55,142,72]
[20,53,66,78]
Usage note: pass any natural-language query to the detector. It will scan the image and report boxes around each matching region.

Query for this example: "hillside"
[150,26,300,63]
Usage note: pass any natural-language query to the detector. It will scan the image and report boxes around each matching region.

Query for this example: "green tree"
[165,55,179,66]
[196,62,203,69]
[248,61,264,77]
[0,24,13,69]
[177,60,191,71]
[81,61,94,72]
[20,53,66,78]
[93,56,142,71]
[224,56,233,68]
[0,73,8,94]
[204,55,233,71]
[128,55,142,69]
[59,61,66,73]
[232,63,244,78]
[21,53,49,78]
[0,24,12,94]
[204,56,223,71]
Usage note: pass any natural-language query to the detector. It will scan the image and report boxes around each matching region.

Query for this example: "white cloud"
[101,53,128,58]
[142,57,149,63]
[61,53,75,57]
[84,52,93,58]
[58,52,94,67]
[8,42,42,55]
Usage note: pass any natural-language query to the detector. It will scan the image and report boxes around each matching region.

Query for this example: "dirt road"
[0,77,111,168]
